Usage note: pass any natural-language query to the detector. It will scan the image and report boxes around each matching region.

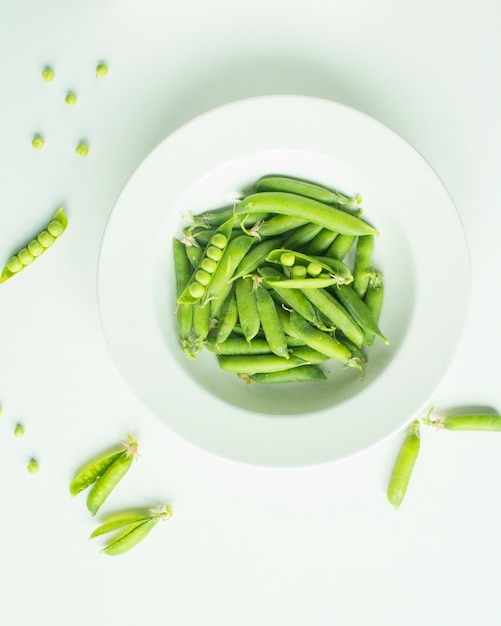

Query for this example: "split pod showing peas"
[1,207,68,283]
[69,434,139,516]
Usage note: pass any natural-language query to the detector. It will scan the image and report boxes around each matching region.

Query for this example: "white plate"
[97,95,470,467]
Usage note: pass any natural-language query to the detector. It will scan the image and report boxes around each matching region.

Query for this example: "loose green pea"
[41,66,55,82]
[14,423,25,438]
[32,134,45,150]
[18,248,34,266]
[96,62,109,77]
[65,91,77,105]
[76,142,89,157]
[27,458,39,474]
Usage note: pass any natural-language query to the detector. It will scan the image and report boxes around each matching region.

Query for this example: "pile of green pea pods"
[173,175,388,385]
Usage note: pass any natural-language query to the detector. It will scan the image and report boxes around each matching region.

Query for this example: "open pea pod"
[177,217,235,305]
[265,248,353,286]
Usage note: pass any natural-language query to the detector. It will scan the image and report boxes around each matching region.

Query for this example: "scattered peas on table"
[27,458,39,474]
[41,66,55,82]
[173,175,386,384]
[65,91,77,105]
[95,62,109,77]
[31,134,45,150]
[14,423,25,438]
[75,142,89,157]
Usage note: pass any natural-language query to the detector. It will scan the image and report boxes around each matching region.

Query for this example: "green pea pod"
[364,273,384,347]
[266,248,353,286]
[353,235,376,298]
[100,518,158,556]
[69,448,125,497]
[325,233,356,261]
[255,283,289,358]
[301,228,339,256]
[282,222,323,250]
[334,284,388,345]
[255,176,362,207]
[218,353,307,374]
[387,419,420,510]
[1,207,68,283]
[215,289,238,345]
[248,365,326,384]
[86,435,139,516]
[236,192,377,237]
[173,238,196,358]
[422,412,501,431]
[249,214,308,238]
[289,311,360,371]
[235,276,261,343]
[204,234,255,304]
[231,236,285,281]
[90,508,153,538]
[177,217,234,305]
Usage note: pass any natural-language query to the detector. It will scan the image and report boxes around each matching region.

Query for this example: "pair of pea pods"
[173,175,387,384]
[387,409,501,509]
[69,435,173,555]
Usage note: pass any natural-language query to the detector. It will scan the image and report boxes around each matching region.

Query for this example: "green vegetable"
[1,207,68,283]
[76,142,89,157]
[422,411,501,431]
[14,423,25,438]
[91,505,173,556]
[27,458,39,474]
[387,419,420,510]
[65,91,77,105]
[41,66,55,82]
[32,134,45,150]
[96,62,109,77]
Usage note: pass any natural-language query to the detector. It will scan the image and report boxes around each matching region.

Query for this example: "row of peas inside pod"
[173,175,388,385]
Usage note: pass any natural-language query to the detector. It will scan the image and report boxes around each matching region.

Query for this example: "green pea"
[32,134,45,150]
[65,91,77,105]
[387,419,420,509]
[306,262,322,277]
[27,240,44,257]
[38,230,55,248]
[76,142,89,157]
[291,265,307,279]
[6,256,23,273]
[18,248,34,266]
[96,62,109,77]
[195,269,211,286]
[200,257,217,273]
[280,252,296,267]
[188,282,205,299]
[27,458,39,474]
[41,66,55,82]
[206,245,223,262]
[48,219,64,237]
[211,233,228,249]
[14,423,25,438]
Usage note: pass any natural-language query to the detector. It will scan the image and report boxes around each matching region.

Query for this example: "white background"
[0,1,500,624]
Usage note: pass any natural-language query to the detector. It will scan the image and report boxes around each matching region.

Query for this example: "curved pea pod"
[93,505,173,556]
[283,222,323,249]
[301,228,339,256]
[255,175,362,207]
[325,233,357,261]
[363,273,384,346]
[289,345,330,364]
[172,238,196,358]
[387,419,420,510]
[86,434,140,516]
[248,365,326,384]
[334,284,388,345]
[177,217,234,305]
[252,214,308,238]
[236,192,377,237]
[215,289,238,345]
[1,207,68,283]
[289,311,363,376]
[69,447,125,497]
